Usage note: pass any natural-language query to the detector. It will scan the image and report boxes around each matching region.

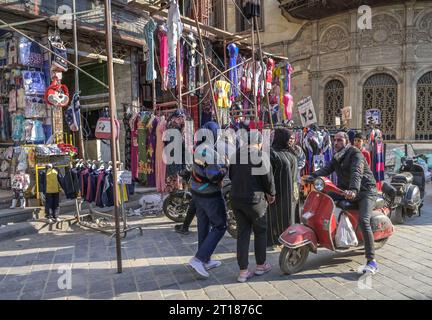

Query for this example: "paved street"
[0,189,432,300]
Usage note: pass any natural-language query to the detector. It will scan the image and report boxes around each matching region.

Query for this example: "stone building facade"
[262,1,432,141]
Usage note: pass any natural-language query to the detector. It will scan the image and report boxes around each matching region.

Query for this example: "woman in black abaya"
[267,128,299,247]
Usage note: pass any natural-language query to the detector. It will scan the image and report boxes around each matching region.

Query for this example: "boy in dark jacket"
[229,131,276,282]
[188,121,228,279]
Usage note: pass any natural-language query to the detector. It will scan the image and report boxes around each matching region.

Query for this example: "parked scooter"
[388,154,425,224]
[278,176,395,275]
[162,168,237,238]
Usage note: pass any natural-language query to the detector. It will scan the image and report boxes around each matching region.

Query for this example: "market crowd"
[172,120,379,282]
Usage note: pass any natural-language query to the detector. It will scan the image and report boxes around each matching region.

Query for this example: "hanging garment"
[16,88,25,110]
[267,147,298,246]
[186,33,197,95]
[22,71,46,95]
[0,40,7,66]
[215,80,231,108]
[167,0,183,88]
[227,43,239,98]
[158,24,169,90]
[123,111,133,170]
[19,36,43,68]
[155,116,167,193]
[95,170,107,208]
[374,138,385,191]
[145,116,158,187]
[138,113,151,184]
[64,93,81,132]
[8,88,17,112]
[7,38,17,66]
[144,18,157,81]
[30,120,45,143]
[266,58,275,93]
[12,113,25,142]
[24,96,46,118]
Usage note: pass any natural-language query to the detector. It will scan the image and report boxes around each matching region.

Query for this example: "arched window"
[363,73,397,140]
[416,72,432,140]
[324,79,344,128]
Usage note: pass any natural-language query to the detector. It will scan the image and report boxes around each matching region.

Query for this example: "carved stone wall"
[280,2,432,140]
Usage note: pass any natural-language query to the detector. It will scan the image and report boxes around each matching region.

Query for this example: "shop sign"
[297,96,317,127]
[365,109,381,125]
[117,171,132,185]
[342,106,352,122]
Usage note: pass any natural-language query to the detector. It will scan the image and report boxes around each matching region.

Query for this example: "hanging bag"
[49,35,68,72]
[45,76,70,107]
[95,117,120,140]
[335,213,358,248]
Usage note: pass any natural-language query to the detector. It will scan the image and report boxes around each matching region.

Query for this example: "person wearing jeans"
[229,131,276,282]
[309,131,378,274]
[188,121,228,279]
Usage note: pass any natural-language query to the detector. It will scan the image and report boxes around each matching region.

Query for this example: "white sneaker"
[188,257,209,279]
[204,260,222,271]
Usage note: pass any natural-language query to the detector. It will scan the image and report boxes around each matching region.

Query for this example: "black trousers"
[232,201,268,270]
[45,193,60,218]
[358,193,376,261]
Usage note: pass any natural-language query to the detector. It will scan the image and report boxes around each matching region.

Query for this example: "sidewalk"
[0,187,432,300]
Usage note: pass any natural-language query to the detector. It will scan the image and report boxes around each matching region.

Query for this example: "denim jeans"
[192,193,227,263]
[358,193,376,261]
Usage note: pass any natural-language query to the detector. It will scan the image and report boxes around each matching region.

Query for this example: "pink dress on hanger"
[158,25,169,90]
[155,116,167,193]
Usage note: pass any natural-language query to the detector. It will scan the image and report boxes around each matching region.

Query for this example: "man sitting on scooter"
[308,131,379,274]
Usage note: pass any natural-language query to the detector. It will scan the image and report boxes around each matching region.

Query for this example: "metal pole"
[72,0,86,160]
[104,0,122,274]
[177,39,183,109]
[254,16,274,129]
[191,0,220,126]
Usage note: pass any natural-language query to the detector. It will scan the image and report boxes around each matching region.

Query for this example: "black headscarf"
[272,128,301,157]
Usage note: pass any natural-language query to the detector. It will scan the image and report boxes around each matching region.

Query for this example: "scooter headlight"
[314,178,325,192]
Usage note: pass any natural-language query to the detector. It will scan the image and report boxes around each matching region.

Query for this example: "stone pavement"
[1,189,432,300]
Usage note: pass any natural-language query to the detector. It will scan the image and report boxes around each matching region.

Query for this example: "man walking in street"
[188,121,228,279]
[309,131,379,274]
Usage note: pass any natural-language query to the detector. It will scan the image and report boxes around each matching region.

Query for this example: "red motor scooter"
[278,176,395,274]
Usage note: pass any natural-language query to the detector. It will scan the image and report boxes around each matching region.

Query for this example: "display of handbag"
[65,93,81,132]
[49,35,68,72]
[19,36,43,68]
[95,117,120,140]
[22,71,46,95]
[45,76,69,107]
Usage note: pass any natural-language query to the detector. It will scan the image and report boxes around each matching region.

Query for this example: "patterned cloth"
[144,18,157,81]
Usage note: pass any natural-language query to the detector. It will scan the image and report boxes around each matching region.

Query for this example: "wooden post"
[191,0,220,126]
[254,16,274,129]
[104,0,122,274]
[72,0,86,159]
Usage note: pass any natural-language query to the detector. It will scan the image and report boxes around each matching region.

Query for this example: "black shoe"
[174,224,189,235]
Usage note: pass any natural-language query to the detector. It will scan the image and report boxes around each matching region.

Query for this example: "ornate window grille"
[416,72,432,140]
[324,79,344,128]
[363,73,397,140]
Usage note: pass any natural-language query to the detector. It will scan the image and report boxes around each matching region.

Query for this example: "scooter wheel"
[279,246,309,275]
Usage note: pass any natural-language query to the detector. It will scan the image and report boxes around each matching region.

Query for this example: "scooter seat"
[337,198,386,211]
[337,200,358,210]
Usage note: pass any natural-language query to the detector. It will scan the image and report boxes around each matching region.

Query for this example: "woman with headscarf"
[267,128,299,247]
